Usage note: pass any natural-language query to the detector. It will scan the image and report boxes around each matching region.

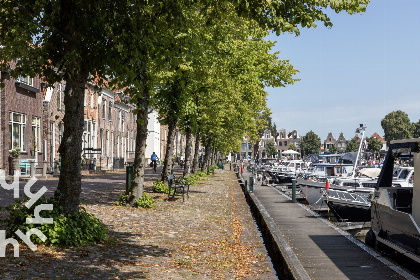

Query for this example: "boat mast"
[351,124,367,179]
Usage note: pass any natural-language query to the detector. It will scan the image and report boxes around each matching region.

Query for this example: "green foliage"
[3,196,108,247]
[300,131,321,156]
[196,171,207,177]
[176,176,190,185]
[288,143,297,152]
[152,180,169,193]
[116,193,128,206]
[366,136,382,153]
[329,144,337,154]
[265,141,277,158]
[414,120,420,138]
[346,137,360,152]
[10,148,21,158]
[381,110,413,143]
[134,193,155,209]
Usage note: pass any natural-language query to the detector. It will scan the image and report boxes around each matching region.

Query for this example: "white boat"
[366,138,420,264]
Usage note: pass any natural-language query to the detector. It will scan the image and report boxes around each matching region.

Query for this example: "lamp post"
[351,124,366,178]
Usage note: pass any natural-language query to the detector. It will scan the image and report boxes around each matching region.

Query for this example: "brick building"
[0,64,45,173]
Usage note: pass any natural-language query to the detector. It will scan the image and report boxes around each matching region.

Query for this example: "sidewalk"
[0,169,276,280]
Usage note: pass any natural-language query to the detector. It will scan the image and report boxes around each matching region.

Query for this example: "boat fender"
[365,229,376,248]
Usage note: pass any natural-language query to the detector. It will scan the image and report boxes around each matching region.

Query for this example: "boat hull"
[326,199,371,222]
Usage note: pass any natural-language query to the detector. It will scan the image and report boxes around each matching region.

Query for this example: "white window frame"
[57,83,62,109]
[32,117,41,152]
[18,75,33,86]
[9,112,26,151]
[102,100,106,119]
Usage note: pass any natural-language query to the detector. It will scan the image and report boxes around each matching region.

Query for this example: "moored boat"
[366,138,420,263]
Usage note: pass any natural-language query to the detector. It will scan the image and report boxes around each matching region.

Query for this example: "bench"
[167,174,189,202]
[19,159,36,176]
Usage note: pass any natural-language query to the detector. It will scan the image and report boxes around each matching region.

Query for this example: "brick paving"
[0,167,277,280]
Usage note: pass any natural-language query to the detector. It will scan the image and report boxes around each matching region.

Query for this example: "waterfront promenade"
[0,167,276,279]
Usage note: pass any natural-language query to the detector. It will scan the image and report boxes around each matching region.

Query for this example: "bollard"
[230,163,232,171]
[249,175,254,192]
[292,179,296,203]
[245,180,247,192]
[42,162,47,178]
[126,163,134,193]
[30,161,35,178]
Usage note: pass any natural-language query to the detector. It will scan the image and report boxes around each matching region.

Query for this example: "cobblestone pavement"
[0,167,277,280]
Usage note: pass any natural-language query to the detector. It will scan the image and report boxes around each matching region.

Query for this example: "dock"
[238,172,417,279]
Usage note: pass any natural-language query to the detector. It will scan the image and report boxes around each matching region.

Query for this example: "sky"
[265,0,420,141]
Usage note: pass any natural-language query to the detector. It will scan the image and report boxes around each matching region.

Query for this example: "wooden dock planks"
[252,184,413,280]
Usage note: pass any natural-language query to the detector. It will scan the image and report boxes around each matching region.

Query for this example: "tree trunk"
[55,74,87,215]
[183,126,192,177]
[161,120,176,181]
[128,77,149,205]
[201,137,212,172]
[253,140,259,161]
[192,132,200,174]
[210,150,213,166]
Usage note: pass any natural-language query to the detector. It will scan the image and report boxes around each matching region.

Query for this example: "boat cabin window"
[397,169,411,180]
[391,189,412,214]
[334,166,342,176]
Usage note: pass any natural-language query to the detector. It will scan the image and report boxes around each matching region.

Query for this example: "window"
[111,132,114,158]
[279,142,282,146]
[105,130,109,156]
[102,100,106,119]
[121,112,125,133]
[32,117,41,152]
[242,143,246,150]
[118,111,122,131]
[18,75,33,86]
[58,123,64,145]
[108,102,112,121]
[248,143,252,150]
[57,83,62,109]
[83,120,92,149]
[116,136,120,157]
[92,122,96,149]
[284,141,287,146]
[100,129,104,155]
[9,112,26,151]
[84,89,87,106]
[90,91,94,108]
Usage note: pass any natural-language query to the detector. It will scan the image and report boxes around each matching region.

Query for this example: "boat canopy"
[377,139,420,188]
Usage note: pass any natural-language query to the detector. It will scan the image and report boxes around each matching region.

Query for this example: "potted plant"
[9,147,21,175]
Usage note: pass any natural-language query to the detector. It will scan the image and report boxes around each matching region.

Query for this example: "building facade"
[0,66,45,173]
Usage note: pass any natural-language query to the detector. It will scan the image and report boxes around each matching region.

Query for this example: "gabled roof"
[371,132,385,142]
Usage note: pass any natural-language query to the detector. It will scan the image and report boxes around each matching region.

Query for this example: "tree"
[345,137,360,152]
[265,141,277,158]
[289,143,297,151]
[366,136,382,154]
[413,119,420,138]
[329,144,337,154]
[0,1,124,215]
[381,110,413,143]
[300,131,321,156]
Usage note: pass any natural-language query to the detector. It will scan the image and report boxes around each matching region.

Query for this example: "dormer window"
[18,76,33,86]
